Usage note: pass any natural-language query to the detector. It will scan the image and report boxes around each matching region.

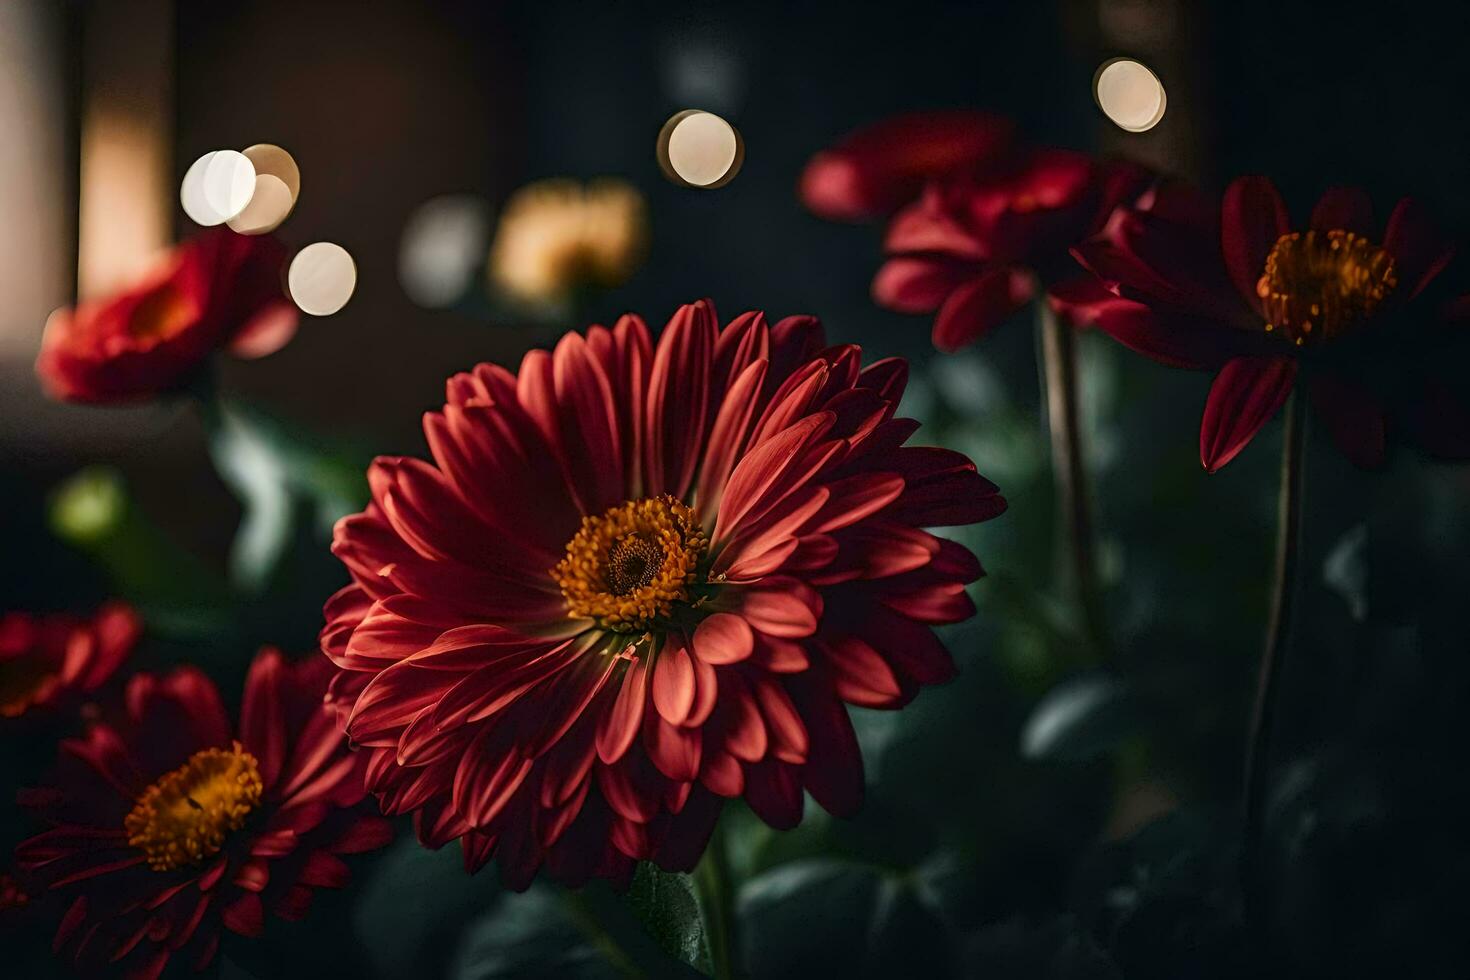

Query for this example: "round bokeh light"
[657,109,744,188]
[288,242,357,316]
[1094,58,1167,133]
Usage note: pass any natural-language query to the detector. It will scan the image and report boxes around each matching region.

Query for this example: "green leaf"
[47,466,232,634]
[963,915,1120,980]
[625,863,709,972]
[738,859,953,978]
[1019,672,1135,762]
[207,400,368,591]
[1322,522,1369,621]
[452,887,621,980]
[354,837,502,980]
[448,881,705,980]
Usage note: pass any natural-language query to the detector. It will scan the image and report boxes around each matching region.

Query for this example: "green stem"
[561,888,642,979]
[694,819,739,980]
[1241,385,1308,948]
[1036,298,1111,661]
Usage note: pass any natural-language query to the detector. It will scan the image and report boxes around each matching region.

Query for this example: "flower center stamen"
[125,743,263,872]
[1256,229,1397,346]
[553,495,708,632]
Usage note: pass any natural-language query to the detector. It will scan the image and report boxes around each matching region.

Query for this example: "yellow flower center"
[552,495,709,632]
[125,743,263,872]
[1256,229,1397,346]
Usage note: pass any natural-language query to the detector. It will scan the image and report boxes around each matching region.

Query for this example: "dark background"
[4,1,1470,977]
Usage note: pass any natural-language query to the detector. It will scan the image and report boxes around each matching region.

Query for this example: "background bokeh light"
[1094,57,1167,133]
[657,109,744,188]
[288,241,356,316]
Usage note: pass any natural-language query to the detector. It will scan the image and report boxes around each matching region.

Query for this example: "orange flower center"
[552,495,709,632]
[125,743,263,871]
[129,282,197,340]
[1256,229,1397,346]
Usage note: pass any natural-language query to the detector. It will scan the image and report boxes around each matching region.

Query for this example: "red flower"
[36,229,297,404]
[0,603,139,721]
[1068,177,1469,470]
[799,110,1015,221]
[873,149,1150,351]
[321,300,1005,888]
[16,649,391,978]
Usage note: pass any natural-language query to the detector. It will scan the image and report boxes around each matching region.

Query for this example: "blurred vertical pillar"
[0,1,70,363]
[1094,0,1210,182]
[76,0,174,299]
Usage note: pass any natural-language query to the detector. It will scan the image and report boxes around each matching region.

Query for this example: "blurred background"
[4,1,1470,977]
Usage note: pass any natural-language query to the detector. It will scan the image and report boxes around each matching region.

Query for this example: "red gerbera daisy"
[36,228,296,404]
[16,649,392,978]
[871,149,1150,351]
[320,299,1005,888]
[1068,177,1470,470]
[0,603,140,721]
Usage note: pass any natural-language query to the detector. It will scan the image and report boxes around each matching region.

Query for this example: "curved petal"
[930,265,1033,352]
[1200,356,1298,472]
[871,256,979,314]
[1383,198,1455,299]
[1220,176,1289,312]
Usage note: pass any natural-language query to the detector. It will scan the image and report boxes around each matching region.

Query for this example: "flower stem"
[560,889,642,978]
[693,818,740,980]
[1036,298,1111,661]
[1241,385,1308,946]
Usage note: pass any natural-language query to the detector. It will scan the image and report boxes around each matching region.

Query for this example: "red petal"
[644,300,716,498]
[931,266,1033,352]
[726,579,821,638]
[825,635,904,707]
[700,750,744,797]
[651,642,696,725]
[644,714,702,781]
[1220,176,1289,312]
[743,760,803,829]
[239,648,288,788]
[1199,356,1299,472]
[596,656,649,764]
[788,672,864,817]
[799,110,1013,221]
[297,851,351,888]
[871,257,978,314]
[1383,198,1455,299]
[752,677,808,764]
[1073,290,1256,370]
[227,302,298,359]
[221,892,264,937]
[692,613,755,665]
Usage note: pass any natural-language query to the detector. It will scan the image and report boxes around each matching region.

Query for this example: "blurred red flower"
[16,649,391,978]
[1068,177,1470,471]
[0,603,139,721]
[36,229,296,404]
[873,150,1150,351]
[799,110,1015,221]
[321,299,1005,888]
[801,114,1149,353]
